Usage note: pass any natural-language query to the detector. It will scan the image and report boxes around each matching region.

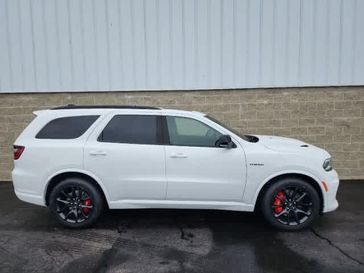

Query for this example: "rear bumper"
[12,169,46,206]
[322,170,340,213]
[14,190,45,206]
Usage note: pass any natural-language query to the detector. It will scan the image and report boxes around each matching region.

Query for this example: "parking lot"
[0,181,363,273]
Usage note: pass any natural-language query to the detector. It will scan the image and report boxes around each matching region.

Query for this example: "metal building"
[0,0,363,93]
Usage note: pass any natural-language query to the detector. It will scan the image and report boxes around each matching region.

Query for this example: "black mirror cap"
[215,135,236,148]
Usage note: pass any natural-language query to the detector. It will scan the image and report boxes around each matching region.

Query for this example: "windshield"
[205,115,248,141]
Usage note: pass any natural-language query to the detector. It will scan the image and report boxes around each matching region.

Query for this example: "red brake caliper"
[82,199,92,215]
[274,191,284,214]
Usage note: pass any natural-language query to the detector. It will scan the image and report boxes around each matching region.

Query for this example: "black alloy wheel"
[49,177,104,228]
[272,186,313,225]
[261,177,320,231]
[55,186,93,223]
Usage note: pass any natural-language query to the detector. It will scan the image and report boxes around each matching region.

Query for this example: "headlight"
[323,158,332,171]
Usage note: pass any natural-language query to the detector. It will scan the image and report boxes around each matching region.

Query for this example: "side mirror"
[215,135,235,148]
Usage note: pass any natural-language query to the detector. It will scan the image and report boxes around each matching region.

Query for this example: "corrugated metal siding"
[0,0,363,93]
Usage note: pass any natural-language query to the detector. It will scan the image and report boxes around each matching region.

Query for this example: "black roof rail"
[51,104,160,110]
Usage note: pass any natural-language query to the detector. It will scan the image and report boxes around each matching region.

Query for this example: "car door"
[84,113,167,202]
[164,115,246,201]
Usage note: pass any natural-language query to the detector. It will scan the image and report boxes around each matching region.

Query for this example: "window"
[36,115,99,139]
[166,116,222,147]
[98,115,160,145]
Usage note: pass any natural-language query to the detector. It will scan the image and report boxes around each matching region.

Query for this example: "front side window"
[98,115,159,145]
[36,115,99,139]
[166,116,222,147]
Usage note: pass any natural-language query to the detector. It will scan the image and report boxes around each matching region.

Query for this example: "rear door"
[84,112,167,202]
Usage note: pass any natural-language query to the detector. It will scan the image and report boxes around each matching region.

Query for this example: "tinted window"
[36,115,99,139]
[98,115,159,145]
[166,116,222,147]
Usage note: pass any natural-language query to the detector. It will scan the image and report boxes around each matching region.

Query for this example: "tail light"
[13,145,25,160]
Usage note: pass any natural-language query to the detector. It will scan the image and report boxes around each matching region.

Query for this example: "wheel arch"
[254,172,324,213]
[44,170,109,208]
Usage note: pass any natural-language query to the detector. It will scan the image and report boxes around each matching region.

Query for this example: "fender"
[43,168,110,204]
[251,169,326,206]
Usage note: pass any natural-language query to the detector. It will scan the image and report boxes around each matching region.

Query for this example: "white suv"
[12,105,339,230]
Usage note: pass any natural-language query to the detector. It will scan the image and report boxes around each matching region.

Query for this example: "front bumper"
[322,169,340,213]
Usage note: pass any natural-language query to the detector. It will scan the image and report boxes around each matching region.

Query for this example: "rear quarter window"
[36,115,99,139]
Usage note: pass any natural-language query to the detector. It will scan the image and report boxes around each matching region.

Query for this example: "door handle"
[89,150,107,156]
[170,153,188,158]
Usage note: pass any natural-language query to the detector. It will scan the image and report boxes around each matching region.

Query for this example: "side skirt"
[108,199,254,212]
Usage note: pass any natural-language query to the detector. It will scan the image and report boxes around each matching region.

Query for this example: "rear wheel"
[261,177,320,231]
[49,177,104,228]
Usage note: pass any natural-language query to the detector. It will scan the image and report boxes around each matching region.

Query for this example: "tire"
[49,177,104,228]
[261,177,320,231]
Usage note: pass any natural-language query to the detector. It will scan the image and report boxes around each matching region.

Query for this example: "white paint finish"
[12,107,339,216]
[0,0,363,93]
[165,145,246,201]
[83,110,167,201]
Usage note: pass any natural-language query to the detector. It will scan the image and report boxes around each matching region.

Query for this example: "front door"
[164,115,246,201]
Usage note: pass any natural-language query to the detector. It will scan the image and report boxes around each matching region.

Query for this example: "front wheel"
[261,177,320,231]
[49,177,104,228]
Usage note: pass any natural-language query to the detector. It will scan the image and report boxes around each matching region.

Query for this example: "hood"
[256,135,307,152]
[254,135,330,159]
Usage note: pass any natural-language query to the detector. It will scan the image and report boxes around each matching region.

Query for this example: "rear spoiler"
[33,109,49,116]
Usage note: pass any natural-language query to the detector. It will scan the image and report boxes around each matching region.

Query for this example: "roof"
[51,104,160,110]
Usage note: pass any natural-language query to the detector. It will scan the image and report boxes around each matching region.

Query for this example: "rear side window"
[36,115,99,139]
[98,115,160,145]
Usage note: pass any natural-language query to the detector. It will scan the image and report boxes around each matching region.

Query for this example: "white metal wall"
[0,0,363,93]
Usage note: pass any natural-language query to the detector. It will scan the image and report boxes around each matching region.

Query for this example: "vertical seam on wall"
[324,0,330,84]
[245,0,250,86]
[338,0,343,84]
[156,0,161,88]
[54,0,62,89]
[143,0,149,89]
[105,0,111,90]
[258,0,263,86]
[351,0,357,83]
[311,0,317,84]
[41,1,50,90]
[66,0,75,89]
[232,0,237,87]
[130,0,136,89]
[91,0,100,90]
[194,0,198,88]
[117,0,124,90]
[4,0,14,90]
[272,0,277,86]
[297,0,303,86]
[181,0,186,89]
[79,1,86,91]
[29,0,38,90]
[284,0,290,85]
[168,0,174,88]
[220,0,223,87]
[206,0,211,87]
[16,0,25,90]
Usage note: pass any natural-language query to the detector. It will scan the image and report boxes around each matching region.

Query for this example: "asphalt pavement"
[0,181,363,273]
